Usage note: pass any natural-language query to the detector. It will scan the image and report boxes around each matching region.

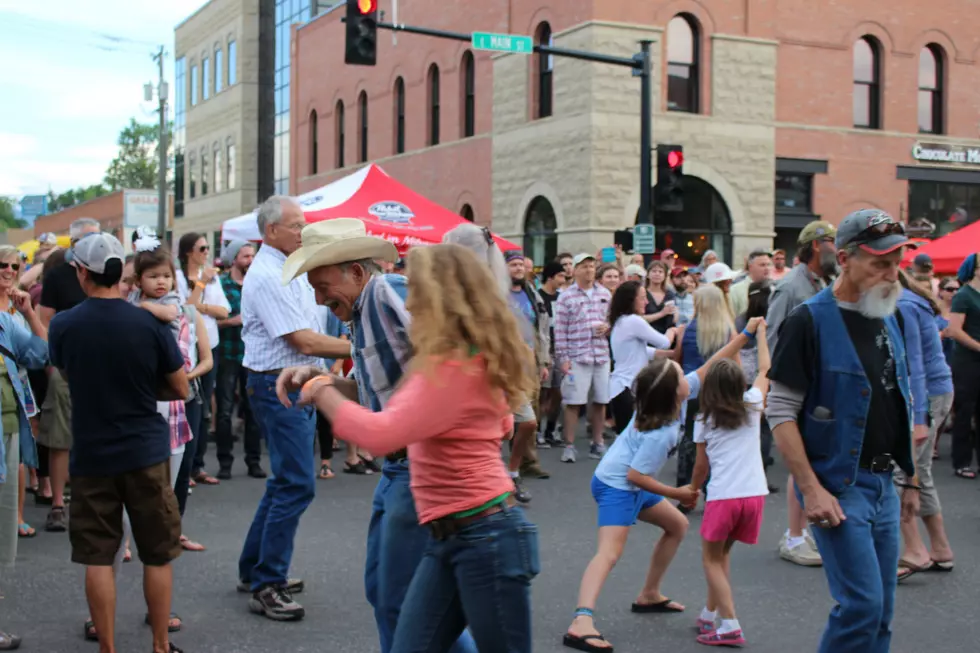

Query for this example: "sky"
[0,0,207,202]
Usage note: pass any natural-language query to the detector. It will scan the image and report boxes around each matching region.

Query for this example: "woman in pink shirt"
[298,244,540,653]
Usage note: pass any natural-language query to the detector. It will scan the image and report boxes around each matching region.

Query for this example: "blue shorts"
[590,476,663,527]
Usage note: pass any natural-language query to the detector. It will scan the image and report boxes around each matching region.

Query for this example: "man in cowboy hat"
[237,196,351,621]
[273,221,476,653]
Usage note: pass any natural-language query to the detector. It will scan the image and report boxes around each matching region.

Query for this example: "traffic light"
[654,144,684,213]
[345,0,378,66]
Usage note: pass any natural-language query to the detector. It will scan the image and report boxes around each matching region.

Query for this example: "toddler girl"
[687,321,771,647]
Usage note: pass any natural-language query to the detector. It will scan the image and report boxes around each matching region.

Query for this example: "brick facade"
[290,0,980,263]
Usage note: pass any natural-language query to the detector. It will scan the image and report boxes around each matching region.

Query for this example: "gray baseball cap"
[836,209,911,256]
[67,232,124,274]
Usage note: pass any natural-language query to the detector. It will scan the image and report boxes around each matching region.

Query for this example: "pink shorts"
[700,496,765,544]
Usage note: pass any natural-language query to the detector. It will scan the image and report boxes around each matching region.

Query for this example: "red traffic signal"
[667,150,683,169]
[357,0,377,13]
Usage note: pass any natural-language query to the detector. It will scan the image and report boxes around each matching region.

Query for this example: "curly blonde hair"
[404,244,536,411]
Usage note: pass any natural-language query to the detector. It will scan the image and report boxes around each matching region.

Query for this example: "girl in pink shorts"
[684,321,772,648]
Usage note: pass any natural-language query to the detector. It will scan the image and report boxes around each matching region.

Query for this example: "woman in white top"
[176,232,230,485]
[607,280,676,434]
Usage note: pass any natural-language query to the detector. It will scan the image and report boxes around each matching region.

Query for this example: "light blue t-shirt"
[594,371,701,492]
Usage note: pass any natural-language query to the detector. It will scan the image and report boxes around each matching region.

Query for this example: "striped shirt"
[554,283,612,365]
[241,245,323,371]
[349,273,411,411]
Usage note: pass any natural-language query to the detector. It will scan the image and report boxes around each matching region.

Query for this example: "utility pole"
[637,41,652,226]
[152,46,169,238]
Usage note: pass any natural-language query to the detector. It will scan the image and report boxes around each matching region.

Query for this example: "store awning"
[222,164,517,253]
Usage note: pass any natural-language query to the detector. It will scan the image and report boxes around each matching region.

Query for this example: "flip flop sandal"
[924,560,954,572]
[84,620,98,641]
[193,473,220,485]
[318,463,335,480]
[358,455,381,473]
[123,549,132,563]
[179,536,206,552]
[897,559,927,582]
[343,461,371,475]
[17,522,36,538]
[563,632,614,653]
[144,612,182,633]
[954,468,976,479]
[631,598,685,613]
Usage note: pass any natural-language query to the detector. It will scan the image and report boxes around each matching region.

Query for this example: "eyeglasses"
[277,221,306,232]
[0,262,20,272]
[941,286,959,293]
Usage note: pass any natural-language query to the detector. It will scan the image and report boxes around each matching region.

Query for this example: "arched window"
[534,22,553,119]
[358,91,368,163]
[853,36,882,129]
[200,148,209,195]
[394,77,405,154]
[523,196,558,265]
[460,204,474,222]
[918,44,944,134]
[213,143,223,193]
[427,64,440,146]
[461,51,476,137]
[641,176,732,265]
[309,110,319,174]
[335,100,345,168]
[226,138,236,190]
[188,153,197,198]
[667,15,699,113]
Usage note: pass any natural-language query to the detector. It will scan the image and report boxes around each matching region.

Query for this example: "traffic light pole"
[353,19,653,225]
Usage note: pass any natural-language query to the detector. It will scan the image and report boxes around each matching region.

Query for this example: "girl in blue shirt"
[562,318,765,653]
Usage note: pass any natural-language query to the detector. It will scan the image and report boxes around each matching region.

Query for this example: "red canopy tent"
[222,164,518,253]
[901,220,980,275]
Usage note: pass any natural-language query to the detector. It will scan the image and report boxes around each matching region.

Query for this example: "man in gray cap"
[215,240,263,479]
[767,209,918,653]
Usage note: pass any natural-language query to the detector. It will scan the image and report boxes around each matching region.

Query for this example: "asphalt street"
[2,433,977,653]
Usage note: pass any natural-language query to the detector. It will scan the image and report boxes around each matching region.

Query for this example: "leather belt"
[246,368,283,376]
[862,454,894,474]
[427,495,517,541]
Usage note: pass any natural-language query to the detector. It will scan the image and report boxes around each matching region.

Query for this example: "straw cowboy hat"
[282,218,398,284]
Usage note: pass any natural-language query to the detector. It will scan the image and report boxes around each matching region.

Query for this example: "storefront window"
[775,173,813,213]
[907,180,980,238]
[642,176,732,265]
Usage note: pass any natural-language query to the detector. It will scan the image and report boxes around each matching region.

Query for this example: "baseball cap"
[67,232,124,274]
[704,262,736,284]
[504,249,525,263]
[572,253,596,267]
[913,253,934,270]
[661,249,677,259]
[835,209,911,256]
[541,260,564,281]
[798,220,836,245]
[671,266,690,277]
[38,232,58,246]
[624,263,647,279]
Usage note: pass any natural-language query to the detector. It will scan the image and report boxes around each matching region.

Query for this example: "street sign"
[472,31,534,54]
[633,223,655,254]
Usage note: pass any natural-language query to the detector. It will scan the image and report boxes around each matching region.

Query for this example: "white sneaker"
[561,446,577,463]
[778,533,823,567]
[536,434,551,449]
[589,442,607,459]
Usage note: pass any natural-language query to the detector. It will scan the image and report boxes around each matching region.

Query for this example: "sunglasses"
[858,218,905,241]
[0,262,20,272]
[941,286,959,292]
[197,245,210,253]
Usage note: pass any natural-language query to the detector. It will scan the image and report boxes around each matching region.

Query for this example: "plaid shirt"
[219,272,245,362]
[554,283,612,365]
[350,274,411,412]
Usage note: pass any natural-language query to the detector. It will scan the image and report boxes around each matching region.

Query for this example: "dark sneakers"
[248,586,305,621]
[512,478,532,504]
[44,507,66,532]
[237,577,304,594]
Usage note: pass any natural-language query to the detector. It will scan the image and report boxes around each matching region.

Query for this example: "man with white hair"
[36,217,100,533]
[767,210,919,653]
[237,197,349,621]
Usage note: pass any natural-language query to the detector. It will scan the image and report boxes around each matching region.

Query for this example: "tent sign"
[472,32,534,54]
[633,224,655,254]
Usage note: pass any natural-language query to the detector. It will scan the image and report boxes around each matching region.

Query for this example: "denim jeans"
[392,505,540,653]
[238,372,316,590]
[192,345,220,474]
[365,462,477,653]
[214,357,261,470]
[808,470,900,653]
[174,399,202,516]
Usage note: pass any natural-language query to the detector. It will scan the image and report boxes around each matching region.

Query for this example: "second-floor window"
[394,77,405,154]
[427,64,440,146]
[215,48,224,93]
[202,56,211,101]
[918,44,944,134]
[667,14,700,113]
[853,36,882,129]
[462,51,475,137]
[190,64,199,106]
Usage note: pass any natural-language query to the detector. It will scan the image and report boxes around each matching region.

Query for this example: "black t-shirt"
[769,304,908,468]
[645,288,677,333]
[539,289,558,356]
[40,261,87,312]
[950,284,980,362]
[49,298,185,477]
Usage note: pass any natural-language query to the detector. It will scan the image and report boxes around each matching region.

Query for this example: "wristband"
[741,328,756,341]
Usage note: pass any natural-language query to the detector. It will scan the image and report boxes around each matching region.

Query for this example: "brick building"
[32,190,173,251]
[291,0,980,265]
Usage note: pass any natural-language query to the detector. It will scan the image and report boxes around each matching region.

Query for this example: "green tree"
[103,118,162,191]
[0,197,28,232]
[48,183,109,211]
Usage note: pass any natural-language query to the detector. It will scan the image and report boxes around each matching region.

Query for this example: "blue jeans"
[392,505,539,653]
[365,462,477,653]
[809,470,900,653]
[238,372,316,590]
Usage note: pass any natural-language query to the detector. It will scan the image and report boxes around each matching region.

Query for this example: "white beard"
[857,281,901,319]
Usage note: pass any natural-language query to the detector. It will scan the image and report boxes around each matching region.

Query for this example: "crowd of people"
[0,204,976,653]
